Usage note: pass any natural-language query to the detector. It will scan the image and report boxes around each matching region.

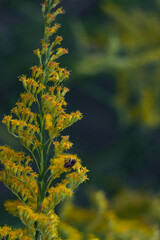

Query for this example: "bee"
[64,158,76,168]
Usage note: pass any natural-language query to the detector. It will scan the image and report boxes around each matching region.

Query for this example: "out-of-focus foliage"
[71,0,160,127]
[58,190,160,240]
[112,189,160,224]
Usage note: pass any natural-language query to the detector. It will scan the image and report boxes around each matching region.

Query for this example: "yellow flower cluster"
[17,205,59,240]
[19,75,45,95]
[45,182,73,210]
[59,190,160,240]
[0,226,32,240]
[0,0,88,239]
[2,94,40,151]
[43,87,82,138]
[0,146,38,203]
[53,136,73,156]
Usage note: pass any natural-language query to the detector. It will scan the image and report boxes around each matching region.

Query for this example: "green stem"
[35,4,53,240]
[46,138,53,158]
[35,230,41,240]
[35,65,47,240]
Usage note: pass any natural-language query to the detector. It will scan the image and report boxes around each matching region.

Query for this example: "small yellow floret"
[45,114,53,130]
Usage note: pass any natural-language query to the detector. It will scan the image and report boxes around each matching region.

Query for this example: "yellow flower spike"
[0,1,88,239]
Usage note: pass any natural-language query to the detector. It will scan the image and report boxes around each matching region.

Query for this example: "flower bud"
[41,2,47,15]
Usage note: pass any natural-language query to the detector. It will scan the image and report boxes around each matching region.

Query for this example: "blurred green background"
[1,0,160,228]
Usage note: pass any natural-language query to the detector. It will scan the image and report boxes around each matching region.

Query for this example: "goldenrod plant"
[0,1,88,239]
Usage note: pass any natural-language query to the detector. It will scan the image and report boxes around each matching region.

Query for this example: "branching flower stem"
[35,5,52,240]
[0,1,88,239]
